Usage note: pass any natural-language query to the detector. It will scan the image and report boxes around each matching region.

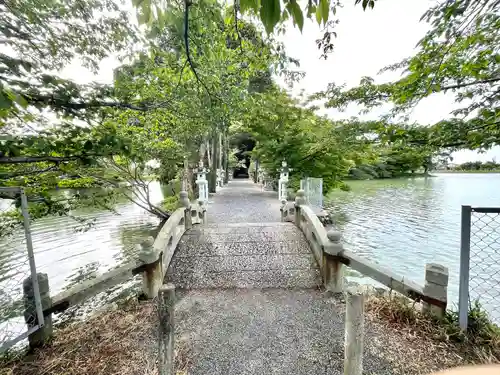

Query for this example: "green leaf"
[260,0,281,34]
[136,1,151,24]
[240,0,259,13]
[320,0,329,24]
[306,2,316,17]
[315,4,322,24]
[286,0,304,32]
[316,0,329,25]
[83,140,93,151]
[15,94,28,109]
[0,89,13,110]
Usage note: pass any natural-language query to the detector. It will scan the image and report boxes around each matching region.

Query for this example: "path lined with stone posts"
[164,179,405,374]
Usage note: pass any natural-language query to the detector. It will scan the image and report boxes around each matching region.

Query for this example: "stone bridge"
[33,178,449,374]
[157,179,449,375]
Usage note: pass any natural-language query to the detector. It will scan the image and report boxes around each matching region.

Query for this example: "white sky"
[61,0,500,164]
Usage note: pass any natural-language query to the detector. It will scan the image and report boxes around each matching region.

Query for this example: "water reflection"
[325,174,500,322]
[0,182,164,330]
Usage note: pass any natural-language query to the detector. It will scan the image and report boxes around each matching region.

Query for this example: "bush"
[57,177,98,189]
[161,196,181,212]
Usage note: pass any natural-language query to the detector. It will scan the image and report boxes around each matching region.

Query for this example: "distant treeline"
[451,160,500,171]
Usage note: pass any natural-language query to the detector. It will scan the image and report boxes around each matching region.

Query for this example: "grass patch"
[366,294,500,364]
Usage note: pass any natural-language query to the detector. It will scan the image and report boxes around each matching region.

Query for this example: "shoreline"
[433,170,500,174]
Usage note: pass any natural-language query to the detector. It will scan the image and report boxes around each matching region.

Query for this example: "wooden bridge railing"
[281,189,449,316]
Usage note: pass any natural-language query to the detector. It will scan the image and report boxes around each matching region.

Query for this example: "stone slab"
[167,268,322,289]
[187,231,305,243]
[170,254,317,273]
[175,239,311,257]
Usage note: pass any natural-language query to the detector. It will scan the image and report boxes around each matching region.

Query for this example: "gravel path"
[206,179,282,223]
[165,179,397,374]
[166,222,321,289]
[174,289,397,375]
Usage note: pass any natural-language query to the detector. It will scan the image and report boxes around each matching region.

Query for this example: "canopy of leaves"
[0,0,301,233]
[313,0,499,151]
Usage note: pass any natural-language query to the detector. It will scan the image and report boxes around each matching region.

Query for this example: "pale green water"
[325,173,500,320]
[2,174,500,343]
[0,183,166,344]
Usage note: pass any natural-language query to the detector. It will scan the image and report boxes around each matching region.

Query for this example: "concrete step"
[166,222,320,289]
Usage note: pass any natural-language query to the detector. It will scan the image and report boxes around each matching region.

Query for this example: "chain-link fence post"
[20,189,45,330]
[0,187,45,352]
[459,205,472,330]
[468,207,500,325]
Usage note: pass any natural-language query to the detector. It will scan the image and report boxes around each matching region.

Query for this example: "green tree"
[313,0,499,151]
[0,0,300,233]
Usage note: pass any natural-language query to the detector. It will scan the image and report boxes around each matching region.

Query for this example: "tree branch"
[234,0,243,53]
[439,76,500,91]
[24,93,170,112]
[183,0,215,102]
[0,155,93,164]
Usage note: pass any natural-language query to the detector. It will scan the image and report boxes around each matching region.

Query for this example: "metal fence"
[300,177,323,212]
[0,187,43,353]
[459,205,500,330]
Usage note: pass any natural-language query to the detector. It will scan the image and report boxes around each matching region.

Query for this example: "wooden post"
[23,273,53,349]
[323,230,344,293]
[180,191,192,229]
[158,283,175,375]
[344,291,364,375]
[423,263,449,318]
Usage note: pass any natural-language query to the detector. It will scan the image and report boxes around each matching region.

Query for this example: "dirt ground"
[2,292,495,375]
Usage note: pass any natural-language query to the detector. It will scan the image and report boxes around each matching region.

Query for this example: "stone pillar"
[216,168,223,189]
[278,160,289,201]
[294,189,306,227]
[323,230,344,293]
[344,290,365,375]
[179,191,192,229]
[195,163,209,204]
[423,263,448,317]
[158,283,175,375]
[280,199,287,222]
[23,273,53,349]
[198,201,206,224]
[139,236,162,299]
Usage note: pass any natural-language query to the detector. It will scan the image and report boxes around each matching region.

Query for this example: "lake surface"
[2,173,500,346]
[0,182,164,345]
[325,173,500,322]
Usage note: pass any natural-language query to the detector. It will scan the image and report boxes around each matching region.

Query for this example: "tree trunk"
[209,128,218,193]
[254,159,259,183]
[199,140,206,167]
[206,138,212,168]
[182,156,189,191]
[223,129,229,184]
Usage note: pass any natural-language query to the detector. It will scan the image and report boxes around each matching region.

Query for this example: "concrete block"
[425,263,449,287]
[23,273,53,348]
[423,284,447,302]
[322,253,344,293]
